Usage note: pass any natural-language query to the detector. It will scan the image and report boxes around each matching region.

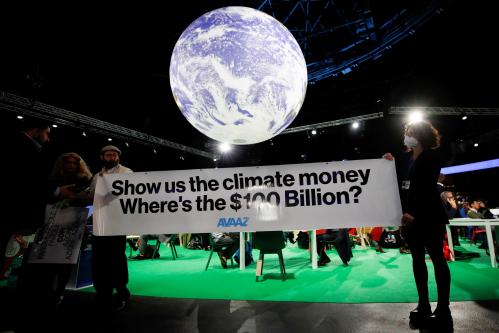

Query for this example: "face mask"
[404,135,418,148]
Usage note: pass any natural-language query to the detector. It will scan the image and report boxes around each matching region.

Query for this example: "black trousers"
[316,229,352,264]
[92,235,129,302]
[405,223,451,308]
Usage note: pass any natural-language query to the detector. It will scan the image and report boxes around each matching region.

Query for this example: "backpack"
[379,230,402,248]
[234,241,253,266]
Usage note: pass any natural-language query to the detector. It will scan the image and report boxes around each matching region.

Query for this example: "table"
[446,218,499,268]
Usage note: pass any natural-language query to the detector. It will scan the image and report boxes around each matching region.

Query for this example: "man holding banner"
[90,145,132,311]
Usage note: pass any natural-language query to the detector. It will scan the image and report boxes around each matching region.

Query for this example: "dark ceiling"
[1,0,498,186]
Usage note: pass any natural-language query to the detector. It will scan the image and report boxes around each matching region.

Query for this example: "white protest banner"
[93,159,401,235]
[29,205,89,264]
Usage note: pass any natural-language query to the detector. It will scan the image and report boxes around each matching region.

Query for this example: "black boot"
[429,306,453,332]
[409,303,431,329]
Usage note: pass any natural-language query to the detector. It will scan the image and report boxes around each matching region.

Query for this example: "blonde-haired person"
[46,152,93,305]
[48,152,93,206]
[384,120,452,331]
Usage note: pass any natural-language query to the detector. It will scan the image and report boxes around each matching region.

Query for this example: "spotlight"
[213,158,217,162]
[474,143,479,147]
[462,115,468,120]
[219,142,231,153]
[125,142,129,147]
[408,110,424,123]
[153,149,157,154]
[107,138,112,142]
[352,121,359,129]
[311,129,317,135]
[52,124,58,128]
[82,131,87,137]
[17,115,23,119]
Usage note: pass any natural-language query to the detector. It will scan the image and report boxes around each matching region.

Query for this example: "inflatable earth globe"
[169,6,308,145]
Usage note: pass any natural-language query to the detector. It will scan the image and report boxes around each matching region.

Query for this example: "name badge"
[401,180,411,190]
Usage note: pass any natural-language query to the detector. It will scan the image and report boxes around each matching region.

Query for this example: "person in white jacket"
[90,145,132,311]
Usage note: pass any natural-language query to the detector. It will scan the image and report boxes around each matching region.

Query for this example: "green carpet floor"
[88,240,499,303]
[3,240,498,303]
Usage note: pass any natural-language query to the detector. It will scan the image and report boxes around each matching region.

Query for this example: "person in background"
[210,232,239,268]
[0,118,51,331]
[478,199,494,219]
[45,152,93,304]
[130,234,173,259]
[437,173,446,194]
[384,120,452,331]
[0,118,51,274]
[90,145,132,311]
[441,191,460,247]
[316,229,352,266]
[468,197,496,254]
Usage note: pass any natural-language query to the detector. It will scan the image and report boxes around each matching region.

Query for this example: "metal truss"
[256,0,446,82]
[280,112,383,134]
[0,91,219,160]
[389,106,499,116]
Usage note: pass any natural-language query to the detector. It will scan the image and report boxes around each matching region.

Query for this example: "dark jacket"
[3,130,50,233]
[397,149,448,225]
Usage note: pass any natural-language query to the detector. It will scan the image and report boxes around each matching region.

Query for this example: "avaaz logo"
[217,217,250,228]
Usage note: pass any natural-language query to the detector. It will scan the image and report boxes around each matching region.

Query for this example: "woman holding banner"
[46,152,93,304]
[384,120,452,332]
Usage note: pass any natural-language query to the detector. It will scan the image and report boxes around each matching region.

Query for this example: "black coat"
[3,130,50,233]
[397,149,448,225]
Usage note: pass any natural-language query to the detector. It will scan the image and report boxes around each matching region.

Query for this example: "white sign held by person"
[29,205,89,264]
[93,159,402,235]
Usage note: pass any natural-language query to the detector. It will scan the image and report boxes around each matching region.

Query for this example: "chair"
[126,235,140,258]
[252,231,286,281]
[153,234,178,260]
[205,235,234,270]
[356,227,371,248]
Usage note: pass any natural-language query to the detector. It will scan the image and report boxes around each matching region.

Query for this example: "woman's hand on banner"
[382,153,394,161]
[401,213,415,226]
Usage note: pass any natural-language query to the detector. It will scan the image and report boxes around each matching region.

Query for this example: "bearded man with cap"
[90,145,132,311]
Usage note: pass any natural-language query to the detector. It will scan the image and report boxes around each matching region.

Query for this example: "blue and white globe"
[169,6,307,145]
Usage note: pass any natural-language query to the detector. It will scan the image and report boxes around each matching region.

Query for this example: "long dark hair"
[405,121,441,149]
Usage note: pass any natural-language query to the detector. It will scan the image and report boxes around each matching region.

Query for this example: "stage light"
[153,149,157,154]
[125,142,129,147]
[408,110,424,123]
[462,115,467,120]
[352,121,359,129]
[17,115,23,119]
[107,138,112,142]
[441,158,499,175]
[52,124,58,128]
[219,143,231,153]
[311,129,317,135]
[82,131,87,137]
[474,143,479,147]
[213,158,217,162]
